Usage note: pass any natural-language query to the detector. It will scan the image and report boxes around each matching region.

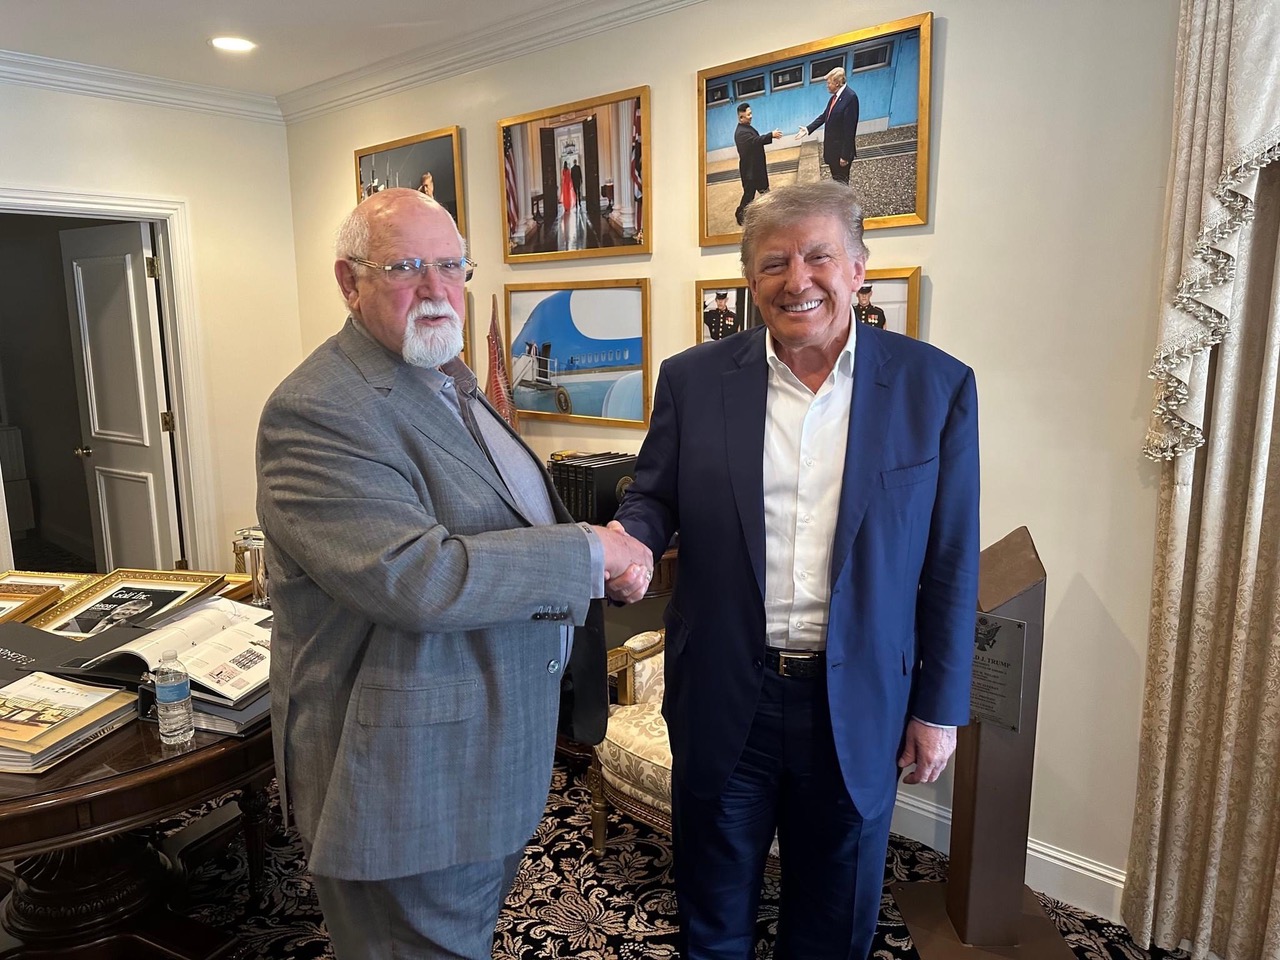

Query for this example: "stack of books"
[0,592,277,774]
[0,672,136,774]
[547,451,638,524]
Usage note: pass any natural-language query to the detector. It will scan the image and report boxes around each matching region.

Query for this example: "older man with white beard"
[256,188,653,960]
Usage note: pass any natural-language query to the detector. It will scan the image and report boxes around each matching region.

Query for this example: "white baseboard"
[890,794,1127,923]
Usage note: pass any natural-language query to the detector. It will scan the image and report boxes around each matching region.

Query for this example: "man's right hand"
[796,126,808,139]
[591,521,653,604]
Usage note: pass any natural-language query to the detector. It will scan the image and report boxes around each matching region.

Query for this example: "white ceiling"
[0,0,702,105]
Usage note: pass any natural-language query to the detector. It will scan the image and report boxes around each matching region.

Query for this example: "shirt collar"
[764,310,856,382]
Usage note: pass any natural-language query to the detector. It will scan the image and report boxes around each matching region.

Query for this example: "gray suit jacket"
[257,321,601,881]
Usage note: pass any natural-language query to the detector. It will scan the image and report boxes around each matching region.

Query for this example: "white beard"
[400,299,464,368]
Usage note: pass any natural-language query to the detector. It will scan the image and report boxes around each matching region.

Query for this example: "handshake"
[590,520,653,605]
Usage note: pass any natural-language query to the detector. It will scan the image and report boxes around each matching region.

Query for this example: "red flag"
[485,295,519,429]
[503,127,520,235]
[630,98,642,198]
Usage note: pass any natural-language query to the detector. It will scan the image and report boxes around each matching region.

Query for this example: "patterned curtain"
[1125,1,1280,958]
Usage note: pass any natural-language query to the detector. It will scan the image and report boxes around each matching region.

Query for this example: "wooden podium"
[892,527,1073,959]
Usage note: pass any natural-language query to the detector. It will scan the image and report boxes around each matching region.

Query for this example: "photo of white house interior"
[0,2,1275,960]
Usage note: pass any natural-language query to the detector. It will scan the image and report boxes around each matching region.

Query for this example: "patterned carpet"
[166,756,1187,960]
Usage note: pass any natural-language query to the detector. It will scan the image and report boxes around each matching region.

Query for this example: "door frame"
[0,185,217,571]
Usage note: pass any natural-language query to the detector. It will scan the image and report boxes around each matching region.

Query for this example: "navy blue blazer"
[807,87,860,167]
[614,324,979,820]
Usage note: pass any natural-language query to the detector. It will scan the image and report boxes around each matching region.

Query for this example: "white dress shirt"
[759,320,952,732]
[762,322,856,652]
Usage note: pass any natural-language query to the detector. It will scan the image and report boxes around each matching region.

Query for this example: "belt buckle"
[776,651,811,677]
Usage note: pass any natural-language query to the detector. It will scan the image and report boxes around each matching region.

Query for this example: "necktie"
[825,92,837,119]
[452,374,498,472]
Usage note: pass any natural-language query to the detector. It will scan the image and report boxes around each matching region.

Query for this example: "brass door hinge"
[145,256,159,278]
[160,411,175,432]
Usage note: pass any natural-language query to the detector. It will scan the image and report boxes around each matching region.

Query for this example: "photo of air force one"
[508,286,646,423]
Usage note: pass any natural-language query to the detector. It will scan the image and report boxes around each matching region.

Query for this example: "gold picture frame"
[498,86,651,263]
[30,569,225,640]
[354,125,467,235]
[0,584,63,624]
[695,266,921,343]
[698,12,932,246]
[218,574,255,604]
[695,278,755,344]
[505,278,651,428]
[862,266,921,338]
[0,571,100,595]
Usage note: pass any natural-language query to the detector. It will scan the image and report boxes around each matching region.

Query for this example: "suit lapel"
[723,333,768,598]
[830,329,893,586]
[336,322,523,517]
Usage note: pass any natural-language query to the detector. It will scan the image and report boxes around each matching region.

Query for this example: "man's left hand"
[897,720,957,784]
[838,158,850,167]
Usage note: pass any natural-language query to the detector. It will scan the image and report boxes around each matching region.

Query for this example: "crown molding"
[277,0,707,123]
[0,49,283,125]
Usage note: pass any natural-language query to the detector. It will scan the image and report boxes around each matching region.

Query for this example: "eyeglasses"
[348,256,476,284]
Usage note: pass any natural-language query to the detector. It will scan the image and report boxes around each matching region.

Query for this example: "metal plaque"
[969,612,1026,733]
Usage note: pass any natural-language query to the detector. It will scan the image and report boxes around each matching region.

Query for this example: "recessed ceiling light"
[209,37,257,53]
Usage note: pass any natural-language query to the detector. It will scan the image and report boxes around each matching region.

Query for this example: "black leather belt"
[764,647,825,679]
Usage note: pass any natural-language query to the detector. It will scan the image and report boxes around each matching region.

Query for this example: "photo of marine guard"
[703,290,742,340]
[855,283,886,328]
[698,284,762,344]
[699,17,929,242]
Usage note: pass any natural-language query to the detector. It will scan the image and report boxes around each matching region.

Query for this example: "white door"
[60,223,180,571]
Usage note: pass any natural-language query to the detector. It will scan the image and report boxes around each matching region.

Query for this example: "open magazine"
[79,598,273,707]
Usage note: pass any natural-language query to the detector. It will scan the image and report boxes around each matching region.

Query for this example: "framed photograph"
[0,571,99,594]
[698,12,932,245]
[505,279,650,427]
[860,266,921,338]
[696,267,920,344]
[0,584,63,623]
[30,569,224,641]
[499,86,651,263]
[354,125,467,234]
[696,279,756,344]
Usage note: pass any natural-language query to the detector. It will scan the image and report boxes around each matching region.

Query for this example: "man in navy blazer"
[798,67,860,183]
[610,181,979,960]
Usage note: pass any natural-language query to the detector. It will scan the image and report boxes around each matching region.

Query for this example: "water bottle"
[155,649,195,745]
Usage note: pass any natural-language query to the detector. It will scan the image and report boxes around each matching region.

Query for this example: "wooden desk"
[0,722,273,959]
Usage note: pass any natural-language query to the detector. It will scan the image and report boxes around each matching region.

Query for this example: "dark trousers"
[736,183,767,224]
[671,667,892,960]
[828,162,851,184]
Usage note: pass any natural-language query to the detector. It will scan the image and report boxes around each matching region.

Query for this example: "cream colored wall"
[284,0,1177,918]
[0,84,302,568]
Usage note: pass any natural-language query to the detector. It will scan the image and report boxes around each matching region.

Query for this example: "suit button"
[547,660,561,674]
[753,658,762,670]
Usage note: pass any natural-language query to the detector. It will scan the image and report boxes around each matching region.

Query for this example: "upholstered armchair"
[590,630,671,850]
[590,629,779,868]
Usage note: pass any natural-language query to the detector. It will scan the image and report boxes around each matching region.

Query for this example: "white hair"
[334,190,467,262]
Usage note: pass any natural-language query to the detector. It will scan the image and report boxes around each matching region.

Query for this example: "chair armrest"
[612,630,665,706]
